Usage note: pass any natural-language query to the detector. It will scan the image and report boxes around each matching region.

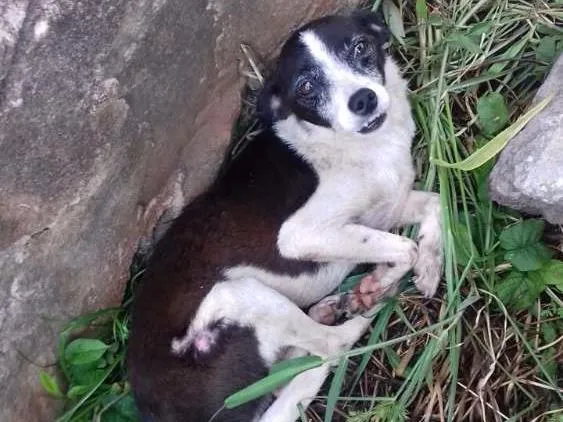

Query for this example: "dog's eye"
[296,80,313,96]
[354,40,367,57]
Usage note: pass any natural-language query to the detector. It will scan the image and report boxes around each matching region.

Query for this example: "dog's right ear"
[256,75,288,126]
[353,9,389,44]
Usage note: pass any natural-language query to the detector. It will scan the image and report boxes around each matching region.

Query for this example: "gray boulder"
[0,0,358,420]
[489,54,563,224]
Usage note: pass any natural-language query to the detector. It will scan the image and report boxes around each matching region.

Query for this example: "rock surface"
[489,55,563,224]
[0,0,358,420]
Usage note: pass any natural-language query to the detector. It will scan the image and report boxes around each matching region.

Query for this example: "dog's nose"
[348,88,377,116]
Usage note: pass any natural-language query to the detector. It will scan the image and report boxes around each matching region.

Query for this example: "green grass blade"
[224,356,324,409]
[348,303,395,392]
[431,95,553,170]
[324,357,349,422]
[269,355,323,375]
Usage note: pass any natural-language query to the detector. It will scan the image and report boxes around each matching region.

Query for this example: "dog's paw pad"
[348,271,396,312]
[353,273,384,308]
[308,296,340,325]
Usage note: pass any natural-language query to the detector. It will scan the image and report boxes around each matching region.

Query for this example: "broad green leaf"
[39,371,64,398]
[504,244,552,272]
[68,361,108,386]
[225,355,324,409]
[496,270,546,310]
[324,357,349,422]
[65,338,110,366]
[500,220,552,271]
[536,36,557,64]
[499,219,544,250]
[446,32,482,54]
[431,96,552,170]
[539,259,563,291]
[382,0,405,45]
[477,92,509,135]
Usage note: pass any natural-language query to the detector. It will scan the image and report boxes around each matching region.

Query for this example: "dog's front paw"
[413,246,442,297]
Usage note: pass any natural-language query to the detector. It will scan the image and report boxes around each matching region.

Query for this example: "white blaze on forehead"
[300,30,341,72]
[299,30,390,132]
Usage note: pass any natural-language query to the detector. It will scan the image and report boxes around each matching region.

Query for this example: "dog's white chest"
[360,150,414,229]
[318,137,414,230]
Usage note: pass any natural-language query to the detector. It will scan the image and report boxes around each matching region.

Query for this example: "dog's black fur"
[127,128,320,421]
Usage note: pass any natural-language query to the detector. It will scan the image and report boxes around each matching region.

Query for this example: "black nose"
[348,88,377,116]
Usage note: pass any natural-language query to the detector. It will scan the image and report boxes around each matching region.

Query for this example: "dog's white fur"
[172,43,442,422]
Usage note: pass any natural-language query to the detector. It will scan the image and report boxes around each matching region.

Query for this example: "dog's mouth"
[359,113,387,134]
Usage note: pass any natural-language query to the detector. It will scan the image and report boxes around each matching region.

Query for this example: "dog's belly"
[224,262,354,308]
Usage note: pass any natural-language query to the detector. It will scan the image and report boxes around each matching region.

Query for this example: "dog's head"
[258,11,390,136]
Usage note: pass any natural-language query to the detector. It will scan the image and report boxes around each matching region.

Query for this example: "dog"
[127,11,442,422]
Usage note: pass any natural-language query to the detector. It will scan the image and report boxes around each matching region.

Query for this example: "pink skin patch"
[171,326,222,356]
[193,330,215,354]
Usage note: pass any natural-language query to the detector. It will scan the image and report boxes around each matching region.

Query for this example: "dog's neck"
[273,58,415,174]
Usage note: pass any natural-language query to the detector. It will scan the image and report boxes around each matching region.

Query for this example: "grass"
[42,0,563,421]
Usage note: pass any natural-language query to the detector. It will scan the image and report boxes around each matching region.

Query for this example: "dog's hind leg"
[173,278,371,363]
[171,279,371,422]
[258,364,330,422]
[259,306,371,422]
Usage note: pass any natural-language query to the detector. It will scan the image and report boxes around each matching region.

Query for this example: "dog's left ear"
[352,9,389,44]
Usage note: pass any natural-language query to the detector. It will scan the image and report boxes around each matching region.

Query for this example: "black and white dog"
[127,11,442,422]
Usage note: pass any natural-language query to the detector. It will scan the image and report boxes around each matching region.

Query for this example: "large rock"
[489,55,563,224]
[0,0,358,420]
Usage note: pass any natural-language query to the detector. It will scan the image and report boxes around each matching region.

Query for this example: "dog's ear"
[256,74,289,126]
[352,9,389,44]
